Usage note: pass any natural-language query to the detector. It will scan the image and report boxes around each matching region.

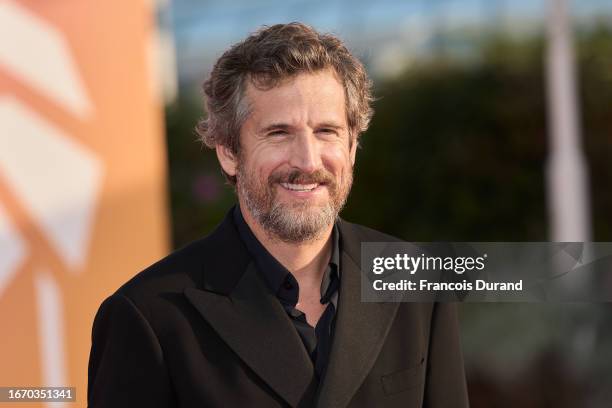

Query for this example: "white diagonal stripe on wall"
[0,97,103,271]
[0,0,92,119]
[34,269,69,408]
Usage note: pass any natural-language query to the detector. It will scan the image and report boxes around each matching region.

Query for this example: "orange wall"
[0,1,169,405]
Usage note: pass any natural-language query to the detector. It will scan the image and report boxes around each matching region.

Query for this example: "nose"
[289,131,322,173]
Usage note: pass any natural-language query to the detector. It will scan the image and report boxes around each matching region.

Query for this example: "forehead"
[243,69,347,128]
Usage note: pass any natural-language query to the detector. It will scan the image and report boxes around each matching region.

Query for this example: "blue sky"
[168,0,612,84]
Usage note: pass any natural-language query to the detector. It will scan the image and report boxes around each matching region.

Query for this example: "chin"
[281,198,329,212]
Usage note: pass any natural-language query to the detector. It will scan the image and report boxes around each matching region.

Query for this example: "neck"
[238,201,333,284]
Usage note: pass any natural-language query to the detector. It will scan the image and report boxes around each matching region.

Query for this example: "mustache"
[269,169,336,186]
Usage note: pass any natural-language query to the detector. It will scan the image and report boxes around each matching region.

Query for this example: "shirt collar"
[232,204,340,304]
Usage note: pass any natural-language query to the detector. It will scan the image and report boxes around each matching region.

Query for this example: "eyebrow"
[317,122,345,130]
[258,122,346,134]
[258,123,294,134]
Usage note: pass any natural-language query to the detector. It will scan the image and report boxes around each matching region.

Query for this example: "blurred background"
[1,0,611,406]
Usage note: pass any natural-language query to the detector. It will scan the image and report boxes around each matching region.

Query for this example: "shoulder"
[103,208,246,311]
[93,230,228,328]
[89,219,242,354]
[110,235,208,306]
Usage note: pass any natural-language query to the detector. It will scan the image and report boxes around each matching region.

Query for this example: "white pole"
[545,0,591,244]
[546,3,596,368]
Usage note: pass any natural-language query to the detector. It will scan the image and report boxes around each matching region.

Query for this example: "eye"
[268,130,287,136]
[318,128,338,135]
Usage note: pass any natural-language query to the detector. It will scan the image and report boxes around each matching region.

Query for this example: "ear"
[215,144,238,178]
[349,136,357,166]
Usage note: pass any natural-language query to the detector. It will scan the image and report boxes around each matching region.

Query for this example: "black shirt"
[232,205,340,380]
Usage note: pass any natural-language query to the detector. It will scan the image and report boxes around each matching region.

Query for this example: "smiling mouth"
[279,182,320,192]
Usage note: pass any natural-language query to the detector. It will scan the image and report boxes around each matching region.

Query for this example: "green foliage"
[578,24,612,240]
[345,35,548,240]
[344,26,611,241]
[165,92,236,247]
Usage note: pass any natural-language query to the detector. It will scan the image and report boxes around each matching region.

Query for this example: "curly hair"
[196,22,374,184]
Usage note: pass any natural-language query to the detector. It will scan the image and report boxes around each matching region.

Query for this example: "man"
[88,23,469,407]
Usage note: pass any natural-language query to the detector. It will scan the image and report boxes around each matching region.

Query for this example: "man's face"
[218,69,357,243]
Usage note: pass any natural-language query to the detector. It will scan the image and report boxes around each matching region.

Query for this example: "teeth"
[280,182,318,191]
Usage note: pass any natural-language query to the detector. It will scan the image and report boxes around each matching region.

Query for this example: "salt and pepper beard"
[236,160,353,243]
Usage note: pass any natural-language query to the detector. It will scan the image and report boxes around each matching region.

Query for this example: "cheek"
[246,149,288,181]
[323,145,353,173]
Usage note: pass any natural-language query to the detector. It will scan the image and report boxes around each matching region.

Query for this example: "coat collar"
[184,208,399,408]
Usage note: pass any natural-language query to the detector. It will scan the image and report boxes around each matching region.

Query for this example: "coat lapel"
[183,209,316,407]
[316,220,401,408]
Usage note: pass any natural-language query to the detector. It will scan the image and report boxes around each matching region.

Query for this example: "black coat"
[87,209,469,407]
